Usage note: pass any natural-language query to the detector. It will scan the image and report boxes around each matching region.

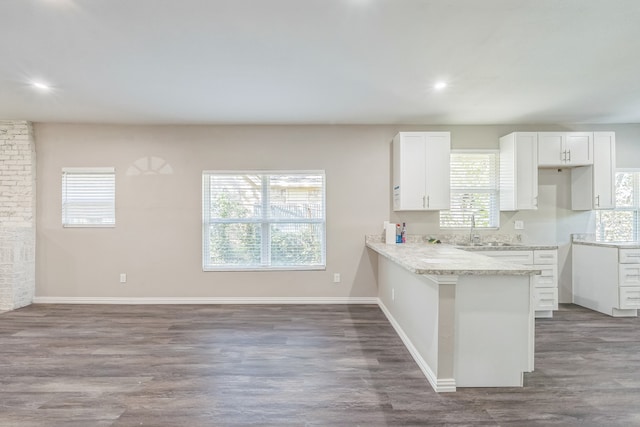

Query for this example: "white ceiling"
[2,0,640,125]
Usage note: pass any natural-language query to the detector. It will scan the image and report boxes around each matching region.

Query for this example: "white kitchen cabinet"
[482,248,558,318]
[571,132,616,210]
[392,131,450,211]
[573,243,640,317]
[499,132,538,210]
[538,132,593,167]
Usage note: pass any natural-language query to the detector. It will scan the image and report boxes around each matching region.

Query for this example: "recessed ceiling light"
[32,81,51,91]
[434,81,447,91]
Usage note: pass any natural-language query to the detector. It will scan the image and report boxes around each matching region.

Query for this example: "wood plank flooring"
[1,303,640,426]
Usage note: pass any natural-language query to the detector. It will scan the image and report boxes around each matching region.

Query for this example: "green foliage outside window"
[596,172,639,242]
[203,173,325,270]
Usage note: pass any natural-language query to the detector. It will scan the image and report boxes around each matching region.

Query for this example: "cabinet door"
[592,132,615,209]
[500,132,539,211]
[619,287,640,309]
[565,132,593,166]
[534,288,559,311]
[619,249,640,264]
[619,264,640,286]
[537,132,565,166]
[394,133,427,210]
[533,264,558,288]
[423,132,450,210]
[515,134,538,210]
[482,251,534,264]
[534,250,558,265]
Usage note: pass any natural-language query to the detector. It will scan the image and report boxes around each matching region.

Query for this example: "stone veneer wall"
[0,120,35,312]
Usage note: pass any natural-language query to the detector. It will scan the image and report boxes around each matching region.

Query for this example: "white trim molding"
[32,296,379,305]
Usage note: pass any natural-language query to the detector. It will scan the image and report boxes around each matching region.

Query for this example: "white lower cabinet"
[619,287,640,310]
[573,244,640,317]
[482,249,558,318]
[534,288,559,312]
[619,264,640,286]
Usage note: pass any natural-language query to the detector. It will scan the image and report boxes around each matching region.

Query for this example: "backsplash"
[369,232,523,245]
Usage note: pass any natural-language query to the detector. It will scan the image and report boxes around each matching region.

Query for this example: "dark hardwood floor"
[1,303,640,426]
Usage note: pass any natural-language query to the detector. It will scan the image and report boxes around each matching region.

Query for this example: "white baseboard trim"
[377,299,456,393]
[32,296,379,305]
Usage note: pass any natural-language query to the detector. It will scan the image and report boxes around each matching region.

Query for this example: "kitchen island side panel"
[573,244,616,312]
[378,255,449,384]
[455,274,533,387]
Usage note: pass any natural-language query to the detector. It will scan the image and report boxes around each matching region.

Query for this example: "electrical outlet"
[333,273,341,283]
[514,220,524,230]
[119,273,127,283]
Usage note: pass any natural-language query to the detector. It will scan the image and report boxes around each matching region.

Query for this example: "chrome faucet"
[469,213,479,245]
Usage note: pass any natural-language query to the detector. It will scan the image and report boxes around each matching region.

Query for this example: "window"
[62,167,115,227]
[439,150,499,228]
[202,171,326,270]
[596,170,640,241]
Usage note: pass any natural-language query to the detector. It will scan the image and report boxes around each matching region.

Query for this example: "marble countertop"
[366,241,541,276]
[572,239,640,249]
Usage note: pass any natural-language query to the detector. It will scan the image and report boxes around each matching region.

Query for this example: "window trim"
[202,170,327,272]
[439,149,500,229]
[61,167,116,228]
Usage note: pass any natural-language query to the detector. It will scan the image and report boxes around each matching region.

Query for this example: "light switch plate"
[514,220,524,230]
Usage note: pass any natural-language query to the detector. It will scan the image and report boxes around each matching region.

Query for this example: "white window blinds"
[202,171,326,270]
[440,151,499,228]
[62,167,115,227]
[596,170,640,241]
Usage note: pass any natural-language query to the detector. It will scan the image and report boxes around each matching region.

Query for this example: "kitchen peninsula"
[366,237,540,392]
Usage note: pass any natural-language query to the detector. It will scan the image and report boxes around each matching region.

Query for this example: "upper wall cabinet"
[538,132,593,167]
[571,132,616,210]
[499,132,538,211]
[392,131,450,211]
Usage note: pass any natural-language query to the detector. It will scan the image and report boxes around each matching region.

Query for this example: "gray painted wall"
[34,123,640,301]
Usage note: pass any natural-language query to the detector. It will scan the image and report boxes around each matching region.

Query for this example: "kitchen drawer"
[533,250,557,265]
[533,264,558,288]
[619,264,640,286]
[482,250,534,265]
[619,286,640,309]
[619,249,640,264]
[534,288,558,311]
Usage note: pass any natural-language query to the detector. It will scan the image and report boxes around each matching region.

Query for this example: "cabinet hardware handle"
[567,149,571,162]
[595,195,600,207]
[422,195,426,208]
[561,150,565,162]
[426,195,430,208]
